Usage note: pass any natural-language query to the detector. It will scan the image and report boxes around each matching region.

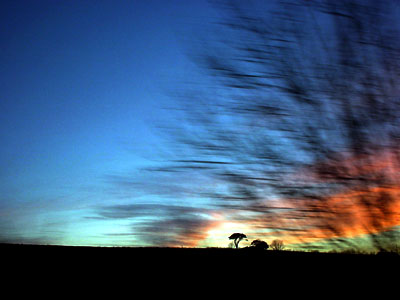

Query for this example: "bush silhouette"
[250,239,269,250]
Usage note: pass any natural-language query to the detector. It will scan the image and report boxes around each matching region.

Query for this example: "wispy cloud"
[96,149,400,249]
[92,203,221,247]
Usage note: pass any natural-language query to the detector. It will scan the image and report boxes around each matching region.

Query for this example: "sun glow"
[199,221,252,247]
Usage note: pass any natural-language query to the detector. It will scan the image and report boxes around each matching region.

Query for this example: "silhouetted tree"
[153,0,400,251]
[229,233,247,249]
[270,240,284,251]
[251,239,269,250]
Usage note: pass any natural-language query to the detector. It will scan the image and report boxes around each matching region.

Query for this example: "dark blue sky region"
[0,0,217,246]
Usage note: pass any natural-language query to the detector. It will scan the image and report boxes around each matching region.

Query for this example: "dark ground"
[2,243,398,268]
[2,243,398,290]
[3,243,397,295]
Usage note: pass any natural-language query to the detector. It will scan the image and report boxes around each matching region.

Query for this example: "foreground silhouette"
[3,244,397,287]
[2,243,397,272]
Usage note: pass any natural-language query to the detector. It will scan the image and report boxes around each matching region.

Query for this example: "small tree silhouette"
[228,233,247,249]
[270,240,285,251]
[251,239,269,250]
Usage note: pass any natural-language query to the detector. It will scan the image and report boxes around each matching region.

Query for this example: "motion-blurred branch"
[154,0,400,251]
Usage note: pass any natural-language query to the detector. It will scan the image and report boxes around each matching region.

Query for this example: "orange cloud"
[283,186,400,242]
[197,150,400,249]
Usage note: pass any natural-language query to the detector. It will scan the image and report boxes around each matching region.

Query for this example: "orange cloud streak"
[198,150,400,248]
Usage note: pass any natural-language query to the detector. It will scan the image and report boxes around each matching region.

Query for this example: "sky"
[1,0,400,250]
[0,0,220,246]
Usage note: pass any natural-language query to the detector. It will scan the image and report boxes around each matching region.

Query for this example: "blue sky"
[3,1,399,250]
[0,0,219,246]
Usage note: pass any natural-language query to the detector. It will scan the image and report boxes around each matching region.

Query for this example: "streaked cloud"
[92,203,222,247]
[97,149,400,250]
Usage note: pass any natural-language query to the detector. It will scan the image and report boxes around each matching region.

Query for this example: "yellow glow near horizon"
[198,221,253,247]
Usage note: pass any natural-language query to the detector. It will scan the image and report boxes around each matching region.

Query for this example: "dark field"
[3,243,399,288]
[3,243,398,270]
[3,244,397,296]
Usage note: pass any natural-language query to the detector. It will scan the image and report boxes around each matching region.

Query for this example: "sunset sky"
[0,0,216,246]
[1,0,399,250]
